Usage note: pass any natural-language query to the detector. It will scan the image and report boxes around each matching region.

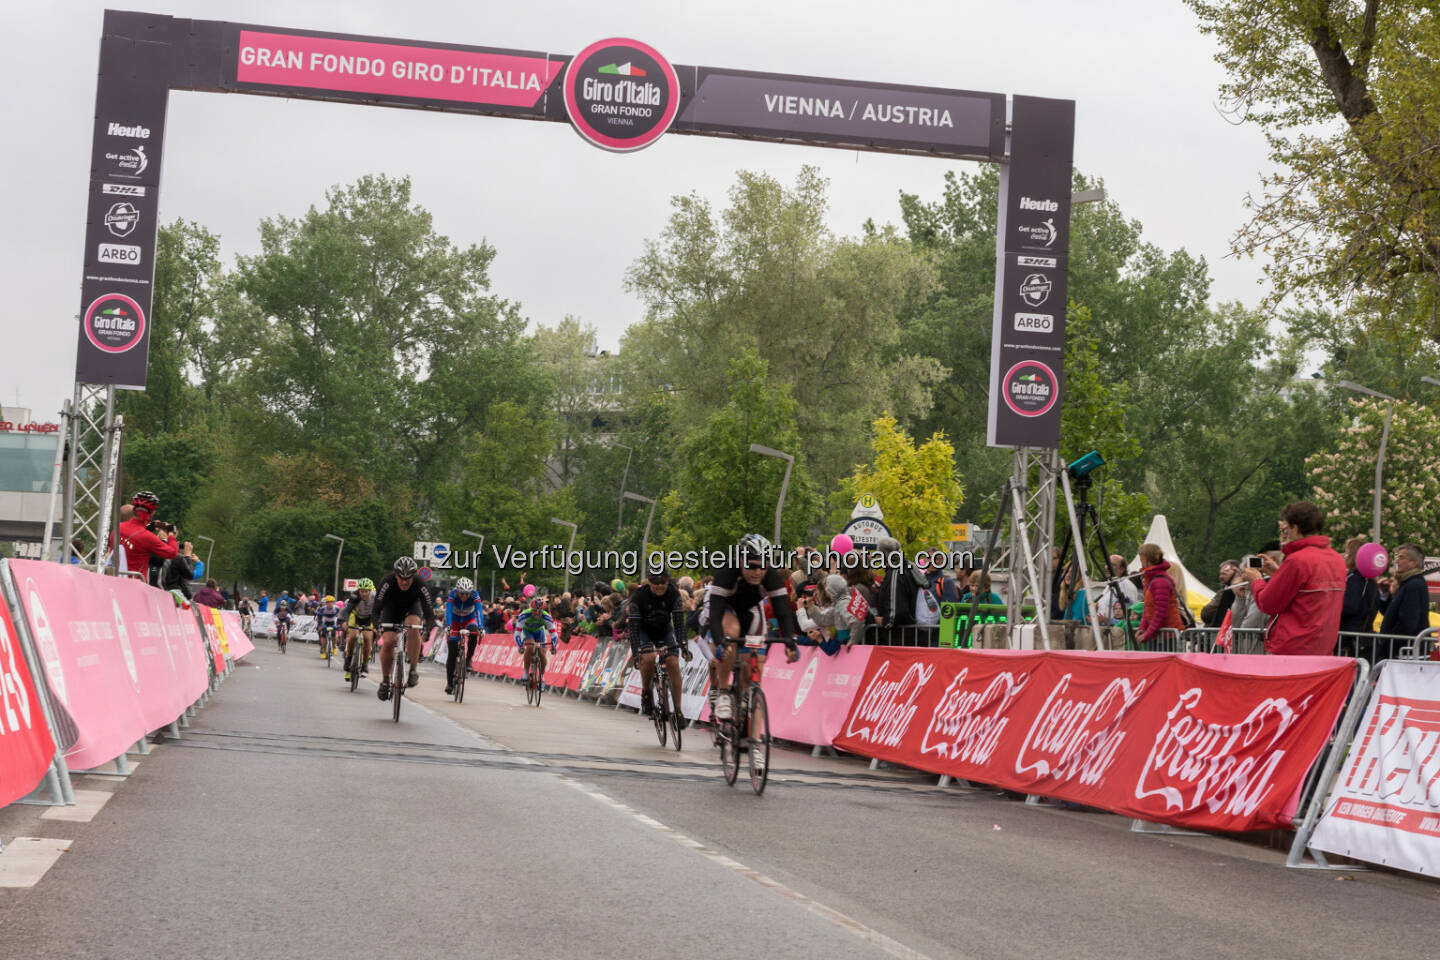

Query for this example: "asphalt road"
[2,641,1435,960]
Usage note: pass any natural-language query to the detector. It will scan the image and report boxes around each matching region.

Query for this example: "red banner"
[472,634,524,680]
[833,647,1355,831]
[218,611,255,659]
[0,581,56,806]
[545,636,599,692]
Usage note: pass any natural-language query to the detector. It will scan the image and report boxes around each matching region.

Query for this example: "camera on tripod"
[1067,450,1105,482]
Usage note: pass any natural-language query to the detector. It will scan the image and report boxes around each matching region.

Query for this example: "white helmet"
[454,577,475,594]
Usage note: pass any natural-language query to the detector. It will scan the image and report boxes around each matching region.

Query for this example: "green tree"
[660,351,819,552]
[1307,396,1440,546]
[1186,1,1440,331]
[830,415,963,551]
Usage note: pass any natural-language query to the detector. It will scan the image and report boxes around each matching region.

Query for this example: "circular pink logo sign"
[1002,360,1058,418]
[563,38,679,152]
[83,292,146,354]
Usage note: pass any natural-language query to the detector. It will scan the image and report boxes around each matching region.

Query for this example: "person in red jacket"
[117,490,177,583]
[1241,500,1345,656]
[1137,543,1184,645]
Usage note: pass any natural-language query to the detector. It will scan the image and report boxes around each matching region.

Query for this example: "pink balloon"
[523,583,537,597]
[1355,542,1389,579]
[830,534,854,554]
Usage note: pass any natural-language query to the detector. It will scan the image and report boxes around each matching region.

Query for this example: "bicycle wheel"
[668,680,683,752]
[392,644,404,723]
[747,686,771,795]
[453,644,467,704]
[324,633,332,666]
[533,657,544,707]
[348,644,360,693]
[652,673,668,747]
[525,651,536,705]
[719,693,740,786]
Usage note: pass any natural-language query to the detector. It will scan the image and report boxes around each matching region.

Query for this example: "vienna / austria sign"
[75,11,1072,447]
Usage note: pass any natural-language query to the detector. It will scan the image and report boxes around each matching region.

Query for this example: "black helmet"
[393,556,418,577]
[645,559,669,583]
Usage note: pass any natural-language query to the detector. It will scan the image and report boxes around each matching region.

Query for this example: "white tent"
[1127,514,1214,607]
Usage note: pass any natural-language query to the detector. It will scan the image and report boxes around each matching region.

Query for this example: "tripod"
[1053,472,1130,646]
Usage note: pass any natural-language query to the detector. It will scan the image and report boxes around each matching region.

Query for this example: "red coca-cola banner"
[545,636,599,692]
[0,578,56,806]
[833,648,1356,831]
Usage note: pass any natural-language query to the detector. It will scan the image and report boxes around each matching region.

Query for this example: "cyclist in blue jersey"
[514,596,558,683]
[316,594,340,657]
[445,577,483,695]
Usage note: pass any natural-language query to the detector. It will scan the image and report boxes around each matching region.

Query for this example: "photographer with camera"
[118,491,178,585]
[161,539,198,599]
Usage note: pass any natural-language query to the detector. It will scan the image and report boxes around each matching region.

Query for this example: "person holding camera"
[117,491,177,584]
[1240,501,1345,656]
[161,540,198,599]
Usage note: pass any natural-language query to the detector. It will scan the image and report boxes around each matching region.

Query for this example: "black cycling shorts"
[630,628,681,660]
[713,600,766,641]
[375,595,425,629]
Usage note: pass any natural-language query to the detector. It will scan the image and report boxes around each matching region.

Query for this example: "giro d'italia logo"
[563,38,679,152]
[83,293,146,354]
[1003,360,1058,418]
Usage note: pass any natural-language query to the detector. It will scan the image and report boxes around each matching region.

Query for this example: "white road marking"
[40,789,113,823]
[0,837,72,888]
[558,777,944,960]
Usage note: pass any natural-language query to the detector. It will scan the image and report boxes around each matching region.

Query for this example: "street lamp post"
[1335,380,1397,543]
[622,491,657,564]
[323,534,344,599]
[614,443,633,531]
[748,444,794,545]
[462,528,485,595]
[195,534,215,580]
[550,518,577,593]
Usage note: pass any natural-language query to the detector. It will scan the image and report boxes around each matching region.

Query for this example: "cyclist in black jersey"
[628,562,693,718]
[707,534,798,721]
[373,557,437,701]
[340,578,377,682]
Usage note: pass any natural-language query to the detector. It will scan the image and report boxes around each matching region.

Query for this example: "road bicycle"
[649,652,684,752]
[320,625,336,666]
[344,627,371,693]
[523,641,549,707]
[712,636,771,794]
[451,628,479,704]
[276,622,288,654]
[379,622,417,723]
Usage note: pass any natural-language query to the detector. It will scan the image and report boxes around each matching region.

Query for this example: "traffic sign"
[851,494,883,520]
[431,542,450,565]
[842,516,891,549]
[417,566,433,581]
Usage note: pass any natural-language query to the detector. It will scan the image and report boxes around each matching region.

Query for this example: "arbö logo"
[1002,360,1058,418]
[83,293,146,355]
[563,38,679,152]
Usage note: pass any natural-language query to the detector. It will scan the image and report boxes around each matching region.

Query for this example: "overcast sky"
[4,0,1271,424]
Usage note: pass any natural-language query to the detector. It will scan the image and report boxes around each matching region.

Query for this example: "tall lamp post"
[622,491,657,564]
[462,528,485,595]
[323,533,344,599]
[550,518,577,593]
[194,534,215,580]
[748,444,793,545]
[1335,380,1396,543]
[613,442,633,532]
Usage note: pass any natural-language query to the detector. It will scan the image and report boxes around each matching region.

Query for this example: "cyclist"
[373,558,437,701]
[236,594,254,635]
[444,577,483,696]
[629,562,692,717]
[707,534,798,721]
[274,601,293,650]
[316,594,340,657]
[513,596,558,686]
[341,578,377,683]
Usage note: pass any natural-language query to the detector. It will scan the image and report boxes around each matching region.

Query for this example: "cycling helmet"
[393,556,418,577]
[529,596,544,609]
[738,533,772,562]
[131,490,160,512]
[324,595,334,603]
[357,578,375,591]
[454,577,475,594]
[644,559,669,583]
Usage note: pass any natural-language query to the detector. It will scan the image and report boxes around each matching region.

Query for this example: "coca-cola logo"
[920,667,1031,764]
[1015,673,1148,785]
[1135,688,1307,816]
[843,659,935,748]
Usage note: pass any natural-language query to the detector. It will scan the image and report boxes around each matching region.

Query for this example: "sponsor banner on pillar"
[226,26,561,117]
[0,578,57,807]
[832,647,1355,831]
[675,67,1005,160]
[760,643,874,747]
[8,560,209,770]
[76,33,169,387]
[1308,661,1440,875]
[987,95,1075,449]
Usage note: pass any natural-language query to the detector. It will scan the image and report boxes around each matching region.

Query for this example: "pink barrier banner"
[219,610,255,659]
[545,636,599,692]
[0,575,56,806]
[760,644,875,747]
[472,634,523,680]
[9,560,210,770]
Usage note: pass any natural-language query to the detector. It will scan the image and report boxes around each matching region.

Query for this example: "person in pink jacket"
[1241,501,1345,656]
[1137,543,1184,645]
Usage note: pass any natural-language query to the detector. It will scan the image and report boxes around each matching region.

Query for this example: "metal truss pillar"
[60,383,122,573]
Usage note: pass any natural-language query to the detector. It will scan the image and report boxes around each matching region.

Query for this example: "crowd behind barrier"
[0,558,245,815]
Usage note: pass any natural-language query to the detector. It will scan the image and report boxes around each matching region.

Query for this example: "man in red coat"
[117,490,177,584]
[1242,501,1345,656]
